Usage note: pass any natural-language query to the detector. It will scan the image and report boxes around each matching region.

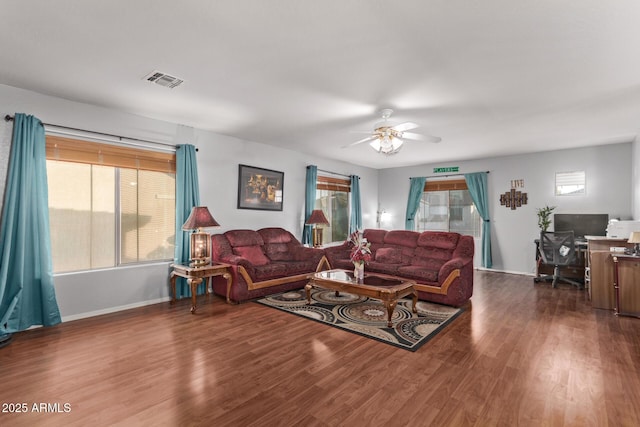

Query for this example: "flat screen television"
[553,214,609,240]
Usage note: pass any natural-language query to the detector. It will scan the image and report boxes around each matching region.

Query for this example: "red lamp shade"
[182,206,220,231]
[305,209,329,226]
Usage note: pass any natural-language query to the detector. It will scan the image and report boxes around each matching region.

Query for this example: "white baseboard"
[475,267,536,277]
[61,296,172,323]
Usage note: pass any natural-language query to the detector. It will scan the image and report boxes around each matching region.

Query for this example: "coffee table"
[305,269,417,327]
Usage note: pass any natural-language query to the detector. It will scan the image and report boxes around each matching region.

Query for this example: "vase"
[353,262,365,281]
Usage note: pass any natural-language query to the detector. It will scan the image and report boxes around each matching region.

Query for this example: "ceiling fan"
[345,109,441,155]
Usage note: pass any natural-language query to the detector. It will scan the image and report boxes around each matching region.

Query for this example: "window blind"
[317,175,351,192]
[424,179,468,191]
[46,135,176,173]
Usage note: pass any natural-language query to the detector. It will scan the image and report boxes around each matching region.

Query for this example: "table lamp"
[305,209,329,247]
[628,231,640,256]
[182,206,220,267]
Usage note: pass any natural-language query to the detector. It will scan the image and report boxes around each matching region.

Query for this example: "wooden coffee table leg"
[411,290,418,313]
[305,283,313,304]
[385,300,397,328]
[223,272,233,304]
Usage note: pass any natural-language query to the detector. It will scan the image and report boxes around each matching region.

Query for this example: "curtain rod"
[4,114,192,152]
[410,171,490,179]
[317,167,354,179]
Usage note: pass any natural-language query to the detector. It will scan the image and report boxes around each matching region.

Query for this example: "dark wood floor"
[1,271,639,426]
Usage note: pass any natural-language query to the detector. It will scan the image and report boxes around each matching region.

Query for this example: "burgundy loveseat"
[323,229,474,306]
[210,227,329,303]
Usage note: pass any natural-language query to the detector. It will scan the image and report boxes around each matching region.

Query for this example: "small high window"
[555,171,585,196]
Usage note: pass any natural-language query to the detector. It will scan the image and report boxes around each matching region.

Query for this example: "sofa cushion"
[417,231,460,250]
[363,229,387,244]
[410,253,446,271]
[412,246,453,267]
[258,227,293,244]
[375,247,403,264]
[264,242,291,261]
[272,260,318,275]
[225,229,264,247]
[366,262,402,276]
[384,230,419,248]
[398,265,439,283]
[253,263,288,280]
[233,245,270,266]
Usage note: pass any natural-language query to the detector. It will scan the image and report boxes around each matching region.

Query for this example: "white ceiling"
[2,1,640,169]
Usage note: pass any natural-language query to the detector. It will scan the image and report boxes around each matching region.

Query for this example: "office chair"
[536,231,583,288]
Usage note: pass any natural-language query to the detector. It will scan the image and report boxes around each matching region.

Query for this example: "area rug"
[255,288,463,351]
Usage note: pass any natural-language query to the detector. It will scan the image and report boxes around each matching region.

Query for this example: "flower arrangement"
[348,231,372,265]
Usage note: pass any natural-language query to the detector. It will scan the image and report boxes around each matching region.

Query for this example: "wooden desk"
[612,254,640,318]
[586,238,634,309]
[170,263,232,313]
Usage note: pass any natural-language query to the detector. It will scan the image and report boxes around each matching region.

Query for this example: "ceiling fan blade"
[342,135,377,148]
[402,132,442,143]
[392,122,419,132]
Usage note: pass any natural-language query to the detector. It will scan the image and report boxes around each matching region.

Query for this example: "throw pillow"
[233,245,270,266]
[375,247,403,264]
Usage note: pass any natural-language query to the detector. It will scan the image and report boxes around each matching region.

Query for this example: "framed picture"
[237,164,284,211]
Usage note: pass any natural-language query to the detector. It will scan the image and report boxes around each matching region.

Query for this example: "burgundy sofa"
[210,227,329,303]
[323,229,474,306]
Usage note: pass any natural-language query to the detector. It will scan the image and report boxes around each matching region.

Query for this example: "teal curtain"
[405,177,426,230]
[174,144,203,298]
[0,113,61,333]
[302,165,317,245]
[349,175,362,233]
[465,172,492,268]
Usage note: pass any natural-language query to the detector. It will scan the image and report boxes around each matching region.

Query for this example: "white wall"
[189,129,379,237]
[633,138,640,219]
[0,84,378,320]
[1,83,636,321]
[379,143,633,275]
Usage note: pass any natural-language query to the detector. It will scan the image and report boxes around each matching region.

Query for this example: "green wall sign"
[433,166,459,173]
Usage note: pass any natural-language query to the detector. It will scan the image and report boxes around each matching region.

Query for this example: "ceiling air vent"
[143,70,184,89]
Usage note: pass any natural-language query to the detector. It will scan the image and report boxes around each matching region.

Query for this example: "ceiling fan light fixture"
[346,109,439,155]
[370,135,403,155]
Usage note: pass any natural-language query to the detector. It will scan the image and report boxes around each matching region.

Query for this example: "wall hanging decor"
[500,188,528,210]
[237,164,284,211]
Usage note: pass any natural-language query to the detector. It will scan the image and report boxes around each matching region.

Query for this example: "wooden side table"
[612,254,640,318]
[170,263,232,313]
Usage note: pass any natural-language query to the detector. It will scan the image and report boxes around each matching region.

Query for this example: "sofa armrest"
[217,254,256,277]
[218,254,247,266]
[438,257,472,285]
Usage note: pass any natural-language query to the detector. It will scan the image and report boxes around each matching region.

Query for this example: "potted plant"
[536,205,556,231]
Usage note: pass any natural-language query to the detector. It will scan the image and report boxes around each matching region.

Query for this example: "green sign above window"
[433,166,459,173]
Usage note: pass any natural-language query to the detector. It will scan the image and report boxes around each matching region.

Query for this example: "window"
[555,170,585,196]
[315,175,350,244]
[46,136,176,273]
[415,179,481,237]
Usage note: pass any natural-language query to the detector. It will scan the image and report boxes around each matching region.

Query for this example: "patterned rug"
[255,288,463,351]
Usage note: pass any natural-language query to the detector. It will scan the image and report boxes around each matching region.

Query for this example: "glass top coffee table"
[305,269,417,327]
